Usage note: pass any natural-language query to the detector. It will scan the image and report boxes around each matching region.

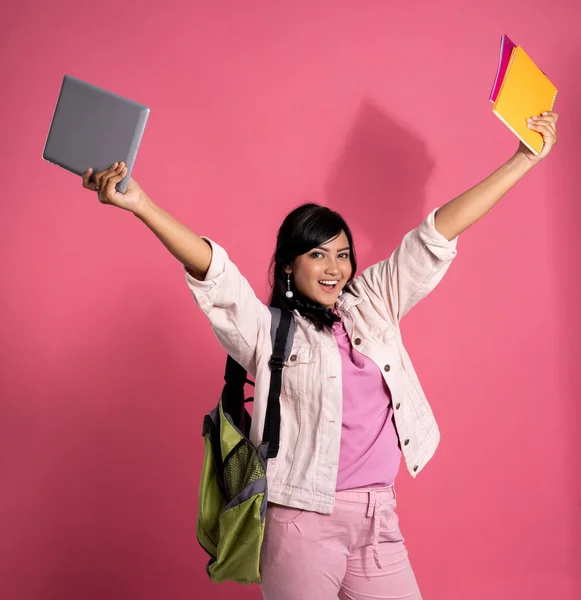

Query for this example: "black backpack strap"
[222,355,249,429]
[262,309,293,458]
[269,306,294,362]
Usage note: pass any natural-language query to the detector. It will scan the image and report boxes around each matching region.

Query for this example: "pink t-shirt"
[332,317,402,491]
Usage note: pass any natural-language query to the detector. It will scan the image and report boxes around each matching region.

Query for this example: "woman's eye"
[309,251,349,259]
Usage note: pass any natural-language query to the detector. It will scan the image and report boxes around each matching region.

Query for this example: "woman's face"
[285,231,353,310]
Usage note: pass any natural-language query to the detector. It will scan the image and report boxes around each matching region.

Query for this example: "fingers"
[95,162,119,190]
[541,111,558,123]
[527,122,556,140]
[527,119,555,133]
[82,168,97,190]
[527,114,557,136]
[527,112,558,129]
[103,163,128,193]
[100,162,126,192]
[526,118,557,148]
[82,162,125,193]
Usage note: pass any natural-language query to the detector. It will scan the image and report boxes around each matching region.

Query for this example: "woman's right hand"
[82,162,148,214]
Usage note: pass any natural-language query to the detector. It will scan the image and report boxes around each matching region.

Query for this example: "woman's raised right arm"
[134,199,212,280]
[82,162,212,279]
[82,162,271,375]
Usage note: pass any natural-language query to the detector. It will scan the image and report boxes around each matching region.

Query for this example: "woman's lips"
[318,282,338,293]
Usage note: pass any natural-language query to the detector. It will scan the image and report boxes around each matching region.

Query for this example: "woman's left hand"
[517,111,559,166]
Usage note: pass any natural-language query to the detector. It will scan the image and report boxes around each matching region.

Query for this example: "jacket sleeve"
[350,208,458,323]
[183,237,271,374]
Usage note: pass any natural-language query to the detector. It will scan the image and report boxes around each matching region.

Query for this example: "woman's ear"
[284,265,292,275]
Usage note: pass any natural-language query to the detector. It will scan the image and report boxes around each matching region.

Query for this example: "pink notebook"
[489,34,516,103]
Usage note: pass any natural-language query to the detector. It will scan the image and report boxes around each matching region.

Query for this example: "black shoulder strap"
[262,309,292,458]
[221,308,293,459]
[268,306,294,362]
[222,354,248,430]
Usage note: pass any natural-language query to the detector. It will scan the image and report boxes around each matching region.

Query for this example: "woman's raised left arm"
[434,111,559,241]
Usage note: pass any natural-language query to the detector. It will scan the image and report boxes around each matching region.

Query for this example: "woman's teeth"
[319,280,338,292]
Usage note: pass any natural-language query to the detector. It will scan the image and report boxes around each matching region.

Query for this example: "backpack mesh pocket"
[223,441,265,501]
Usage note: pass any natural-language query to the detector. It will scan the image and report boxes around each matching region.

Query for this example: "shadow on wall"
[321,97,434,600]
[324,97,435,271]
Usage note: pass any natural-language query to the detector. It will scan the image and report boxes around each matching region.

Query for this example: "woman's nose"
[325,262,340,275]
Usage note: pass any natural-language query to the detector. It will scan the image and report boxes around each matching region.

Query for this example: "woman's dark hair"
[269,203,357,331]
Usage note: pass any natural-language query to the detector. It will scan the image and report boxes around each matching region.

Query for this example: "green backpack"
[196,308,294,584]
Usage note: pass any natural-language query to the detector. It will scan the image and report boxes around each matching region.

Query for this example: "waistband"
[335,483,396,570]
[335,483,396,503]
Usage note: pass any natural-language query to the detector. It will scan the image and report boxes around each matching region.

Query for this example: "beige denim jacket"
[185,208,458,514]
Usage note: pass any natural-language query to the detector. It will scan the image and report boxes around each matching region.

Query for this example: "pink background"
[1,1,580,598]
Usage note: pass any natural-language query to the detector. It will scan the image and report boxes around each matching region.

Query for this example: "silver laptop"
[43,75,150,193]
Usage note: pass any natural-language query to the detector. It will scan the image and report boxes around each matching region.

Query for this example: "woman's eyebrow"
[315,245,351,252]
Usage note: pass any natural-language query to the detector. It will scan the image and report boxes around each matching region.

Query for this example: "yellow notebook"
[492,45,558,155]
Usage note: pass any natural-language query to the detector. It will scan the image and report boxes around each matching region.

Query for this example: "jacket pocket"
[281,344,318,399]
[277,345,319,487]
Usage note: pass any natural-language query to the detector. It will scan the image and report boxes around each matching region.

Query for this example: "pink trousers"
[260,484,422,599]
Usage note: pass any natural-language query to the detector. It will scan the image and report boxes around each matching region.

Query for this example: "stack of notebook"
[490,35,558,155]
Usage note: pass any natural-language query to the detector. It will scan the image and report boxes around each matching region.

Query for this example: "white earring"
[285,273,294,298]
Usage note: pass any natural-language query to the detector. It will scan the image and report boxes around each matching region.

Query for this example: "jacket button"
[384,364,391,372]
[413,465,418,472]
[404,439,410,446]
[290,354,297,362]
[354,338,361,345]
[395,403,401,410]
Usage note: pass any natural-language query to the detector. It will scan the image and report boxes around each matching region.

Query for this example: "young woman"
[82,113,557,599]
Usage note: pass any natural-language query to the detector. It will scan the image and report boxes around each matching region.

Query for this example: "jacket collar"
[336,289,362,313]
